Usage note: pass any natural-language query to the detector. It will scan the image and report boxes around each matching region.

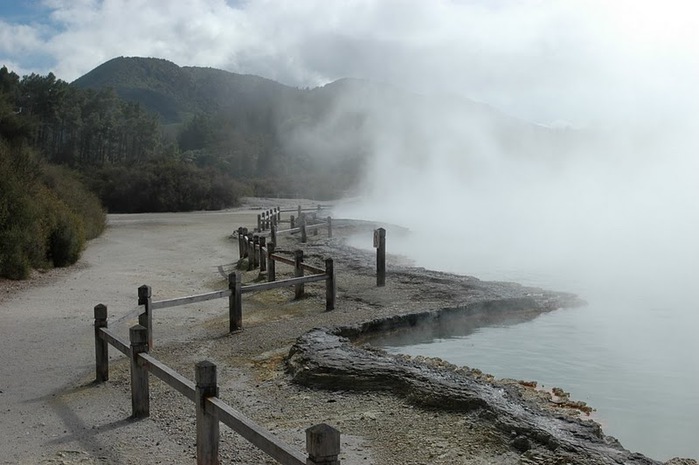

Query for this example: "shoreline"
[0,206,694,464]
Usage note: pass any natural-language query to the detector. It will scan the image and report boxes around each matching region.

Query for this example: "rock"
[287,326,662,465]
[512,435,531,452]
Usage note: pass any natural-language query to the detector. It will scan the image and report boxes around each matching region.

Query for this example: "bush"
[0,141,102,279]
[43,164,106,239]
[48,208,85,267]
[89,159,244,213]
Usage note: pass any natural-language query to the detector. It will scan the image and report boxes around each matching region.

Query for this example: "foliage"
[0,141,105,279]
[88,159,247,213]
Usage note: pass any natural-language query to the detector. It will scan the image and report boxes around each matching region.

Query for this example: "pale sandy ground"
[0,205,281,464]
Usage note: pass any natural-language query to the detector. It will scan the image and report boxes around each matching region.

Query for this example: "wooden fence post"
[375,228,386,287]
[298,205,302,218]
[247,237,254,271]
[290,215,295,229]
[94,304,108,382]
[138,285,153,348]
[237,227,245,259]
[325,258,335,311]
[229,272,242,332]
[129,325,149,418]
[327,217,332,238]
[270,223,277,245]
[306,424,341,465]
[313,213,319,236]
[254,235,261,269]
[276,207,281,222]
[259,236,267,273]
[294,249,304,299]
[242,228,249,258]
[257,214,262,232]
[195,361,219,465]
[300,214,307,243]
[267,242,276,282]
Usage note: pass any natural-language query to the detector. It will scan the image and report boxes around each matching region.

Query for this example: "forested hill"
[72,57,297,125]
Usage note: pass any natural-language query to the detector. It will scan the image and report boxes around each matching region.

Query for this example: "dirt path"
[0,208,259,464]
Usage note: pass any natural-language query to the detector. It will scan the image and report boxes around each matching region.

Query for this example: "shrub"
[0,141,99,278]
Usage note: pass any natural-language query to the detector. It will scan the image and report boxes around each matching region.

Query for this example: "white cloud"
[0,0,697,125]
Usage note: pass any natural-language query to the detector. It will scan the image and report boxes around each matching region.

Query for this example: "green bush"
[89,159,244,213]
[48,207,85,267]
[42,164,106,240]
[0,141,102,279]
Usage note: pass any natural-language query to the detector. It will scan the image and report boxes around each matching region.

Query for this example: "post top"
[138,285,152,296]
[94,303,108,318]
[195,360,217,385]
[306,423,341,456]
[129,324,148,344]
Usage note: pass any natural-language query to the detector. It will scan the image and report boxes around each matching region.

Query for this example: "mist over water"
[335,121,699,459]
[321,3,699,461]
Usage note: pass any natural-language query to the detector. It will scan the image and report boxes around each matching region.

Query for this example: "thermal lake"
[348,228,699,462]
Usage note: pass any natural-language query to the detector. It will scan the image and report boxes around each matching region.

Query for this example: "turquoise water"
[352,230,699,461]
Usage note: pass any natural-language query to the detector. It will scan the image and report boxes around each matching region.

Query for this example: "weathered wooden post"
[313,213,319,236]
[270,223,277,246]
[306,424,341,465]
[327,217,332,238]
[276,207,281,222]
[195,361,219,465]
[300,214,307,243]
[290,215,295,229]
[237,227,245,259]
[241,228,249,258]
[138,285,153,348]
[94,304,108,382]
[294,249,304,299]
[129,325,149,418]
[247,237,254,271]
[267,242,276,282]
[257,214,262,232]
[253,235,260,269]
[325,258,335,311]
[375,228,386,287]
[298,204,302,218]
[259,236,267,273]
[229,272,242,332]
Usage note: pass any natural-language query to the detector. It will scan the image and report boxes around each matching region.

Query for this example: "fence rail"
[93,307,341,465]
[151,289,231,310]
[134,249,335,347]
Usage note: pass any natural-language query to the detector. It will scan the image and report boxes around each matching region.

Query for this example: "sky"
[2,0,699,126]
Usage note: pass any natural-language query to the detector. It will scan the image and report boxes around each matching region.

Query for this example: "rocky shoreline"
[235,215,693,465]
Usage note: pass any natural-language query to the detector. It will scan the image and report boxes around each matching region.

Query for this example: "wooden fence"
[250,206,332,246]
[94,305,341,465]
[136,248,335,348]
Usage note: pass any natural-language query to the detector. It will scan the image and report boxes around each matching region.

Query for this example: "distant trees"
[3,68,160,166]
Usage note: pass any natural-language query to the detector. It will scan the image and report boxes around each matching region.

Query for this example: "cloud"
[1,0,698,125]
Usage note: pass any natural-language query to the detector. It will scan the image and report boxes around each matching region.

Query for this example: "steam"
[325,2,699,303]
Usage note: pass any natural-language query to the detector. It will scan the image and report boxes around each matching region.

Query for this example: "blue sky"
[0,2,46,22]
[1,0,697,126]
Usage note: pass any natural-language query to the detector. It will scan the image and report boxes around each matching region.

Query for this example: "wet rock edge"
[287,296,673,465]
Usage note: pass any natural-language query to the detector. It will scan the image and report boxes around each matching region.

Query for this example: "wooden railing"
[135,248,335,347]
[251,205,333,243]
[93,305,341,465]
